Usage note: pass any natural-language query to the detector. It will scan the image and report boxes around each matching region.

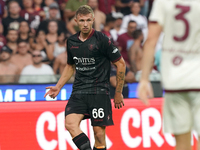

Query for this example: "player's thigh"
[65,94,89,116]
[65,94,87,127]
[163,92,192,134]
[174,131,191,150]
[65,113,85,127]
[88,94,114,126]
[190,92,200,135]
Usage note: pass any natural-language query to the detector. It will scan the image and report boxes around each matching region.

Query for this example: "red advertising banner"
[0,98,197,150]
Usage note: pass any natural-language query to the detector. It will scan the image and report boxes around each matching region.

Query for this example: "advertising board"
[0,98,197,150]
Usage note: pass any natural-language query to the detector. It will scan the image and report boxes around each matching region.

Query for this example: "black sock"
[73,133,92,150]
[93,147,106,150]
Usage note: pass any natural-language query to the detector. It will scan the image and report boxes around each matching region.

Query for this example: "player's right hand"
[114,93,124,109]
[44,86,60,99]
[137,80,154,106]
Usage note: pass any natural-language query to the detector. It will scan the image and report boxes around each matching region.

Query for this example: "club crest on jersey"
[88,44,95,51]
[172,56,183,66]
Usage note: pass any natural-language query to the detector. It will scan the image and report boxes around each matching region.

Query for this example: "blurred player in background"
[44,5,126,150]
[137,0,200,150]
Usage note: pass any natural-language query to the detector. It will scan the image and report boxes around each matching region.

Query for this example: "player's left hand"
[114,93,124,109]
[137,80,154,106]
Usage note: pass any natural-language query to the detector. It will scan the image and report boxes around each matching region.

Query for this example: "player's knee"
[65,121,76,131]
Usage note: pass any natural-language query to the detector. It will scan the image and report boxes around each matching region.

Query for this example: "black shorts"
[65,94,114,126]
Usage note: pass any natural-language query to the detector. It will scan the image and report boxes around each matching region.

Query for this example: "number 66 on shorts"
[92,108,104,119]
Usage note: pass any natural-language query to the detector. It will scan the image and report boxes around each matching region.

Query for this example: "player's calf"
[93,126,106,149]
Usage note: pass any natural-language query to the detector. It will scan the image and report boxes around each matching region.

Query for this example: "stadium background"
[0,0,198,149]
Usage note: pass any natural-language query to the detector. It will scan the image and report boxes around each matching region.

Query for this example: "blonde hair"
[75,5,94,18]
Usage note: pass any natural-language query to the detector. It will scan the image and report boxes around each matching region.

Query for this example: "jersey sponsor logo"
[76,66,96,71]
[73,57,95,65]
[88,44,95,51]
[112,48,118,53]
[70,46,79,49]
[162,48,200,54]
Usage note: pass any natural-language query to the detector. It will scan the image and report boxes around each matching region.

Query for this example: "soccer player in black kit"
[44,5,126,150]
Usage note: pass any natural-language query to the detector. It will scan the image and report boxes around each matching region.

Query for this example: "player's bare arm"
[137,22,162,105]
[113,57,126,109]
[44,64,75,98]
[128,45,138,74]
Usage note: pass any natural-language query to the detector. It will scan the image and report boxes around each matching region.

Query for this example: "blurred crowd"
[0,0,156,92]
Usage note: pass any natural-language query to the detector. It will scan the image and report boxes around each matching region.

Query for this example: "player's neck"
[79,29,93,42]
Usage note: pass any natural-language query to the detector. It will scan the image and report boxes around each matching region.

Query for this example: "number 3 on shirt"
[174,5,190,42]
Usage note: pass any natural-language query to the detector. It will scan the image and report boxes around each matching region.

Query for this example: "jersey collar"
[77,28,95,42]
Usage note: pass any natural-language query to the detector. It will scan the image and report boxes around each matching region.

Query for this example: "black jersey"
[67,29,122,94]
